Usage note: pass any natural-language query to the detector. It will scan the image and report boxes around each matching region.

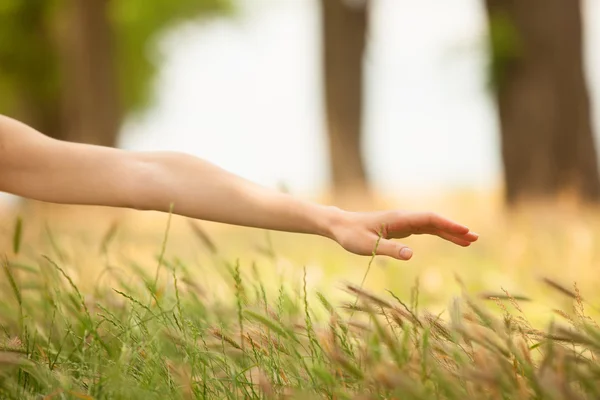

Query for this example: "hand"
[329,209,478,261]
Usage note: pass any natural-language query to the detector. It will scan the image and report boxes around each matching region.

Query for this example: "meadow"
[1,192,600,399]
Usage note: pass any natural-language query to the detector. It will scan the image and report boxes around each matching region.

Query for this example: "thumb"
[375,239,413,261]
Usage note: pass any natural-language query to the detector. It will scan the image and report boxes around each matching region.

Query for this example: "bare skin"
[0,114,478,260]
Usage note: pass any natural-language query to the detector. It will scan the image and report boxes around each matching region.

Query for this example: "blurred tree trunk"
[56,0,121,146]
[13,69,63,143]
[485,0,600,205]
[321,0,370,202]
[3,2,63,139]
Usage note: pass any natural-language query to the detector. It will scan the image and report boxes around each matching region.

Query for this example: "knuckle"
[428,212,440,224]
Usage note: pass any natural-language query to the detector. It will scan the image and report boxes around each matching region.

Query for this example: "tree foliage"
[0,0,231,127]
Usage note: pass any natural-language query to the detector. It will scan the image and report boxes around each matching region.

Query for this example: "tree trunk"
[485,0,600,205]
[56,0,121,146]
[321,0,370,202]
[5,2,63,139]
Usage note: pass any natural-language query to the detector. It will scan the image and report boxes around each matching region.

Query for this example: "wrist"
[314,204,348,241]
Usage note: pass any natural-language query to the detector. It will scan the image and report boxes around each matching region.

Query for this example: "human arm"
[0,115,477,260]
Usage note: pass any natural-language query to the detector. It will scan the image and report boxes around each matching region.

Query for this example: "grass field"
[1,193,600,399]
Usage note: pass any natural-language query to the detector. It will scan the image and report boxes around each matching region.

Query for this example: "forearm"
[130,151,341,237]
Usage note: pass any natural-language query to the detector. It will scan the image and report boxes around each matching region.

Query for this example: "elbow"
[123,156,174,213]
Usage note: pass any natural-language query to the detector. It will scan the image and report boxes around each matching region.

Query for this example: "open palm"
[330,210,478,260]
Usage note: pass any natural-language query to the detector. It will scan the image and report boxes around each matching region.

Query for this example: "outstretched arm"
[0,115,477,260]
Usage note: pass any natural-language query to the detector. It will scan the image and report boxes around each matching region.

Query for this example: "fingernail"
[400,247,413,260]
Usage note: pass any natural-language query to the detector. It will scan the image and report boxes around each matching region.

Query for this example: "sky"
[119,0,600,197]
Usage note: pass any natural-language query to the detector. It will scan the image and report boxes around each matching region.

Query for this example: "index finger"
[410,212,471,234]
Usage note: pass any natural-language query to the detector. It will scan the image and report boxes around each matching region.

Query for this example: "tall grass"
[1,217,600,399]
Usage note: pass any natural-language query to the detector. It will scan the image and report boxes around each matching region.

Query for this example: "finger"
[427,229,478,242]
[433,230,473,247]
[411,212,470,234]
[375,239,413,260]
[388,224,479,245]
[463,231,479,242]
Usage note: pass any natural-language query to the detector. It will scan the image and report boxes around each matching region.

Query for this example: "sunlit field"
[2,191,600,399]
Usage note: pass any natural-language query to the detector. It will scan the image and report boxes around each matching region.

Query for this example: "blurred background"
[2,0,600,315]
[2,0,600,201]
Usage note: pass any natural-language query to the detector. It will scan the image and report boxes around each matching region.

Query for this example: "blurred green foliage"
[487,11,522,92]
[110,0,232,115]
[0,0,231,120]
[0,0,62,121]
